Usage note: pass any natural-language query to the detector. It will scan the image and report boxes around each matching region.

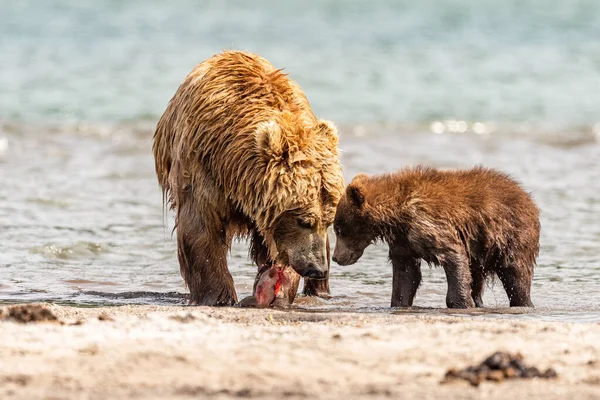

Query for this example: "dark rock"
[442,351,558,385]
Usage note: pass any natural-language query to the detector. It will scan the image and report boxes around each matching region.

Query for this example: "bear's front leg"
[389,245,422,307]
[176,203,237,306]
[303,275,330,298]
[442,250,475,309]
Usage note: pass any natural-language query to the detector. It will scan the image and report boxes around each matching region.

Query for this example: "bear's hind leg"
[176,204,237,306]
[442,250,475,309]
[497,262,534,307]
[470,260,486,308]
[303,235,331,298]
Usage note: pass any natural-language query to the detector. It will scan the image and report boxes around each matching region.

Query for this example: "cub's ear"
[352,173,369,183]
[346,182,365,208]
[255,120,285,157]
[346,173,368,207]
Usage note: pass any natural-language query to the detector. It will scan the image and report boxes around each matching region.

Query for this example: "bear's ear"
[316,119,339,149]
[255,120,285,157]
[317,119,338,137]
[347,181,365,208]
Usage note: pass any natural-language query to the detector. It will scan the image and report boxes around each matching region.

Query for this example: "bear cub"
[332,166,540,309]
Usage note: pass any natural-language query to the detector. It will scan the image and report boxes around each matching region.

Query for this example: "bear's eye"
[297,219,313,229]
[334,226,342,236]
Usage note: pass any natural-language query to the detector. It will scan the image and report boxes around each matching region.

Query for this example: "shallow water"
[1,1,600,321]
[1,122,599,322]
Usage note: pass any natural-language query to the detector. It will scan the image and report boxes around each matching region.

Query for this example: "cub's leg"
[176,199,237,306]
[407,225,474,308]
[496,262,534,307]
[391,257,422,307]
[470,259,486,308]
[303,235,331,298]
[389,244,422,307]
[442,249,475,309]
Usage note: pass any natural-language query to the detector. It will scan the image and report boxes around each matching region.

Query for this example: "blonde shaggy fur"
[153,51,344,305]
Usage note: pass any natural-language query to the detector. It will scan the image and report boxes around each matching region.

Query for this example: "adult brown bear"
[153,51,344,306]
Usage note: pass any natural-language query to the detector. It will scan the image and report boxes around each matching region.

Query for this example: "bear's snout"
[303,265,327,279]
[279,231,329,280]
[290,256,328,280]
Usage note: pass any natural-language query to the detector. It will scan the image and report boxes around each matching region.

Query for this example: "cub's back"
[451,167,538,221]
[396,166,539,228]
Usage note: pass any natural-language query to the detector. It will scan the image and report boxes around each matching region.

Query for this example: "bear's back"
[396,166,536,214]
[184,51,312,118]
[153,50,317,199]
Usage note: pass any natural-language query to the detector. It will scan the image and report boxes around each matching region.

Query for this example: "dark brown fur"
[332,166,540,309]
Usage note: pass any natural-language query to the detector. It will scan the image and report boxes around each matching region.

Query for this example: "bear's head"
[332,173,377,266]
[254,112,344,279]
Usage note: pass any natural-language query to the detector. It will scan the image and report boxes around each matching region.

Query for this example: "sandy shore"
[0,304,598,399]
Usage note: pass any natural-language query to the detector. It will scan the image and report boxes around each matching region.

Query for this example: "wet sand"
[0,303,598,399]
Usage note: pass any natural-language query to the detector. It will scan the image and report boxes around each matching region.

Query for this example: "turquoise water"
[1,1,599,321]
[2,0,600,124]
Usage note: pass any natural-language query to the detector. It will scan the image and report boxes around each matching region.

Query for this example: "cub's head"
[332,173,376,266]
[255,114,344,279]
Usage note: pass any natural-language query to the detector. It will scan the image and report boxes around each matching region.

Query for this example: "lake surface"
[1,0,599,322]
